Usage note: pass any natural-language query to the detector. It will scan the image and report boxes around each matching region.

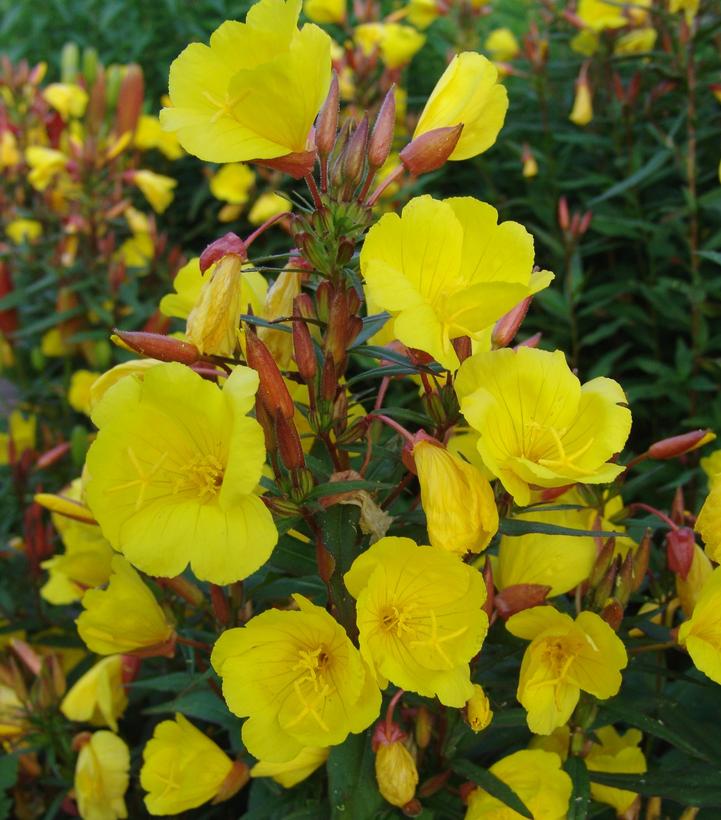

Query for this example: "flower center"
[293,645,330,692]
[524,422,595,473]
[181,453,225,501]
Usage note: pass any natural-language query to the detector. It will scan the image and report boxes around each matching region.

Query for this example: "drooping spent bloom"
[211,594,381,762]
[455,347,632,506]
[585,726,646,815]
[678,566,721,685]
[360,195,553,371]
[84,363,277,584]
[375,739,418,808]
[60,655,128,731]
[344,537,488,706]
[251,746,329,788]
[74,731,130,820]
[506,606,627,734]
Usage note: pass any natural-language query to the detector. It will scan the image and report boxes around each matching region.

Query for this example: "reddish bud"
[245,332,295,420]
[112,329,201,365]
[667,527,695,580]
[399,124,463,176]
[648,429,711,460]
[294,292,316,321]
[495,585,551,620]
[121,655,141,686]
[114,63,144,136]
[368,87,396,169]
[210,584,230,626]
[316,72,340,157]
[614,550,635,605]
[578,210,593,235]
[632,528,651,592]
[601,599,624,631]
[558,196,570,231]
[589,537,616,588]
[253,150,317,179]
[320,355,337,402]
[293,316,317,385]
[516,331,542,349]
[451,335,472,363]
[275,411,305,472]
[342,115,369,189]
[199,232,247,273]
[35,441,71,470]
[493,297,533,348]
[671,486,685,526]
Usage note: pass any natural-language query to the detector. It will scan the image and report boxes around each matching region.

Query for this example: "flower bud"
[341,115,369,194]
[245,331,295,420]
[114,63,144,136]
[293,316,317,385]
[648,429,713,460]
[368,87,396,169]
[465,684,493,732]
[61,42,79,83]
[316,72,340,158]
[399,124,463,176]
[494,584,551,620]
[210,584,230,626]
[591,556,620,611]
[492,296,533,348]
[569,74,593,127]
[212,760,251,804]
[375,741,419,808]
[614,549,635,606]
[33,491,96,525]
[521,144,538,178]
[601,598,624,631]
[666,526,695,580]
[82,47,99,88]
[557,197,570,231]
[588,537,616,588]
[632,528,651,592]
[112,329,201,365]
[415,706,432,749]
[275,411,305,472]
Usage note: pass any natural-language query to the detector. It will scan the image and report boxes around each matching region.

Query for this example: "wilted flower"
[585,726,646,815]
[251,746,329,788]
[74,731,130,820]
[375,739,418,808]
[61,656,128,731]
[678,566,721,684]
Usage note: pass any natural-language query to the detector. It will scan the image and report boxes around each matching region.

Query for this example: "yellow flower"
[577,0,651,30]
[585,726,646,814]
[6,218,42,244]
[248,191,291,225]
[465,749,571,820]
[141,714,235,814]
[251,746,329,788]
[701,448,721,483]
[375,740,418,807]
[507,606,627,734]
[413,439,498,555]
[376,24,426,69]
[0,130,20,168]
[695,481,721,562]
[0,410,36,465]
[132,170,177,214]
[76,556,175,655]
[69,370,101,415]
[74,731,130,820]
[570,80,593,126]
[455,347,632,506]
[678,566,721,684]
[614,27,657,56]
[258,265,302,367]
[466,683,493,732]
[61,656,128,731]
[0,684,27,740]
[670,0,699,23]
[345,536,488,706]
[406,0,440,29]
[26,146,67,191]
[211,593,381,761]
[522,151,538,179]
[42,326,73,357]
[413,52,508,161]
[84,363,277,584]
[160,0,332,164]
[360,195,553,371]
[485,28,520,62]
[88,359,164,411]
[43,83,88,119]
[676,544,713,617]
[209,163,255,204]
[570,29,601,56]
[303,0,346,24]
[134,115,184,160]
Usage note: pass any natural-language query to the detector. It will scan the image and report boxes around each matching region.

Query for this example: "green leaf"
[320,505,361,635]
[587,766,721,807]
[499,519,624,538]
[143,687,238,729]
[327,731,384,820]
[450,760,532,819]
[0,754,18,820]
[589,149,672,205]
[564,757,590,820]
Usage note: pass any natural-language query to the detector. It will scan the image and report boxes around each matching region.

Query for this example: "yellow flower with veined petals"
[26,146,67,191]
[0,410,36,465]
[140,714,235,814]
[132,170,177,214]
[678,566,721,684]
[74,731,130,820]
[211,594,381,762]
[455,347,632,506]
[209,163,255,204]
[160,0,331,164]
[344,537,488,706]
[43,83,88,119]
[360,195,553,371]
[251,746,329,788]
[507,606,627,735]
[413,52,508,161]
[61,656,128,731]
[465,749,571,820]
[585,726,646,814]
[76,556,174,655]
[84,363,277,584]
[303,0,345,24]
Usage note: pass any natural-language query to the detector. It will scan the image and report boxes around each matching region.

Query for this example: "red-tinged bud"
[293,317,317,385]
[341,115,369,190]
[632,528,651,592]
[515,331,542,349]
[320,355,337,402]
[142,310,171,336]
[368,87,396,169]
[418,771,451,799]
[336,236,356,266]
[114,63,144,136]
[614,550,635,605]
[452,335,472,363]
[316,72,340,158]
[121,655,141,686]
[578,210,593,235]
[112,329,201,365]
[558,196,570,231]
[667,526,695,580]
[35,442,71,470]
[494,585,551,620]
[245,332,295,420]
[601,599,624,631]
[276,411,305,472]
[10,638,42,676]
[212,760,251,805]
[592,556,620,611]
[294,292,316,322]
[154,575,204,606]
[87,68,106,134]
[570,212,581,236]
[199,232,247,273]
[671,486,685,526]
[493,297,533,348]
[589,537,616,588]
[316,280,333,323]
[399,124,464,176]
[254,150,317,180]
[210,584,230,626]
[255,397,276,452]
[648,429,712,460]
[482,558,494,620]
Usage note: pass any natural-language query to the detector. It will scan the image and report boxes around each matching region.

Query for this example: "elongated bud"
[399,124,463,176]
[34,492,96,525]
[415,706,432,749]
[465,683,493,732]
[601,599,624,631]
[105,64,123,109]
[320,355,337,402]
[316,72,340,157]
[588,536,615,588]
[592,556,620,611]
[632,528,651,591]
[492,297,533,348]
[368,87,396,169]
[112,329,201,365]
[35,442,71,471]
[210,584,230,626]
[82,46,99,87]
[60,42,79,83]
[578,210,593,235]
[87,67,106,134]
[114,63,144,136]
[667,527,695,580]
[614,550,635,605]
[275,411,305,471]
[495,584,551,620]
[342,115,369,191]
[375,740,418,808]
[293,317,317,385]
[558,196,570,231]
[294,292,316,322]
[245,332,295,419]
[648,429,712,460]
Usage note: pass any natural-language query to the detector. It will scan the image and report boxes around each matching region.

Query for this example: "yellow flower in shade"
[69,370,101,415]
[375,740,418,807]
[6,218,42,244]
[0,410,36,464]
[695,482,721,562]
[209,163,256,204]
[413,439,498,555]
[585,726,646,815]
[258,265,302,367]
[577,0,651,30]
[251,746,329,788]
[303,0,346,24]
[570,80,593,126]
[160,0,331,164]
[248,191,292,225]
[528,725,570,760]
[43,83,88,119]
[614,27,657,56]
[75,731,130,820]
[133,115,184,160]
[406,0,440,29]
[413,52,508,161]
[466,683,493,732]
[507,606,627,735]
[84,363,277,584]
[465,750,571,820]
[211,594,381,762]
[676,544,713,617]
[360,196,553,371]
[141,714,236,814]
[485,28,520,62]
[570,29,601,56]
[455,347,632,506]
[344,537,488,706]
[26,146,67,191]
[61,656,128,731]
[678,567,721,684]
[132,170,177,214]
[0,130,20,167]
[76,556,175,655]
[670,0,699,22]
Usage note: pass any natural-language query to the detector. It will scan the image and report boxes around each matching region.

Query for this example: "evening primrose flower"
[507,606,627,734]
[303,0,346,24]
[74,731,130,820]
[344,537,488,706]
[209,163,255,204]
[134,115,184,160]
[61,656,128,731]
[485,28,520,62]
[678,567,721,684]
[26,146,67,191]
[5,218,42,245]
[406,0,440,29]
[161,0,332,165]
[69,370,101,415]
[43,82,88,119]
[465,684,493,732]
[465,749,571,820]
[251,746,329,788]
[670,0,699,23]
[614,27,657,55]
[456,347,632,506]
[211,594,381,762]
[585,726,646,815]
[0,130,20,167]
[0,410,36,464]
[131,170,177,214]
[694,482,721,562]
[85,363,277,584]
[577,0,651,30]
[248,191,291,225]
[76,557,175,655]
[413,52,508,161]
[360,196,553,371]
[141,714,236,814]
[413,438,498,555]
[362,23,425,70]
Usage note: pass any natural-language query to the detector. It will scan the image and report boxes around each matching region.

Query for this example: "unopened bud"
[493,297,533,348]
[452,335,472,364]
[82,47,99,88]
[320,355,337,403]
[210,584,230,626]
[495,584,551,620]
[667,527,695,580]
[578,210,593,235]
[632,528,651,592]
[415,706,432,749]
[34,491,96,525]
[601,599,624,631]
[399,124,464,176]
[516,331,541,348]
[558,197,570,231]
[614,549,635,605]
[316,281,333,323]
[589,537,616,588]
[368,87,396,169]
[375,741,418,808]
[245,332,295,419]
[648,429,712,460]
[342,115,369,192]
[293,317,317,385]
[315,72,340,158]
[114,63,144,136]
[112,329,201,365]
[464,683,493,732]
[276,411,305,472]
[60,42,79,84]
[592,556,620,611]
